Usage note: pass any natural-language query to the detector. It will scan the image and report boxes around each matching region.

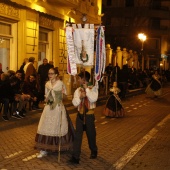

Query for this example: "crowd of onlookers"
[103,63,170,99]
[0,57,54,121]
[1,59,170,121]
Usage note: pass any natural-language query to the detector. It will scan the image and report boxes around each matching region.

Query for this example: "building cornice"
[0,2,20,21]
[8,0,101,24]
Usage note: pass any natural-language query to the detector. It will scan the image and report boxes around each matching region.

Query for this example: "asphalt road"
[0,84,170,170]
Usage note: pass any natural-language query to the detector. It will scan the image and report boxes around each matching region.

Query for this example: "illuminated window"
[0,22,11,72]
[38,29,48,61]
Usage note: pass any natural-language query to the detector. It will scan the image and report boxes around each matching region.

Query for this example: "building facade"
[102,0,170,70]
[0,0,102,74]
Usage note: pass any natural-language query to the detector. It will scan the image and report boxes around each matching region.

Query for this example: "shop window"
[0,22,11,72]
[0,22,11,35]
[38,30,48,66]
[0,39,10,72]
[39,31,48,42]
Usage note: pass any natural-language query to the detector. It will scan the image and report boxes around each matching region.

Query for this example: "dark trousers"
[72,113,98,159]
[1,98,9,116]
[32,92,41,107]
[118,82,128,99]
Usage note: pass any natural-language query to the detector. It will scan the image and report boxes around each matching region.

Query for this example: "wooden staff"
[115,53,118,116]
[83,67,86,131]
[58,109,62,163]
[115,93,117,117]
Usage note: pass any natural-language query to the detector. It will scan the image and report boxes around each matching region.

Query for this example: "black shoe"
[90,151,97,159]
[32,105,38,110]
[2,115,9,121]
[69,156,79,164]
[19,111,25,118]
[15,110,25,118]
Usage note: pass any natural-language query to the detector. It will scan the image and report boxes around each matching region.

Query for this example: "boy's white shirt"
[72,86,98,109]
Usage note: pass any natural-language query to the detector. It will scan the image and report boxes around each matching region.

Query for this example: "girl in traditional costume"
[103,82,125,118]
[35,68,75,158]
[145,70,162,97]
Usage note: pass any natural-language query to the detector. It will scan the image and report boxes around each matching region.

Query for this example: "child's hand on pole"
[80,91,86,99]
[82,83,87,89]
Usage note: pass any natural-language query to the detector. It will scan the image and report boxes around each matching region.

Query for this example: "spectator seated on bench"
[22,74,41,110]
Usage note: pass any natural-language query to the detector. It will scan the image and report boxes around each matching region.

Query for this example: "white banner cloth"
[73,28,94,66]
[65,27,77,75]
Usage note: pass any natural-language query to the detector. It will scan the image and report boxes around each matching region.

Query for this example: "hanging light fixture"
[82,14,87,22]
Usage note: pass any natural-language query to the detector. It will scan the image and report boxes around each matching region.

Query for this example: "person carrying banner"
[69,71,98,164]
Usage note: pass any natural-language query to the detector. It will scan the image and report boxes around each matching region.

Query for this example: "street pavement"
[0,84,170,170]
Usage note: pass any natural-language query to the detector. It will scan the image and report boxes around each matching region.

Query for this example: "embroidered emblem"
[80,40,89,63]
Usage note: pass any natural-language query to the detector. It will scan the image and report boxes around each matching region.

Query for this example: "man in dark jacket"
[0,76,20,120]
[38,58,53,100]
[117,64,129,99]
[22,74,41,110]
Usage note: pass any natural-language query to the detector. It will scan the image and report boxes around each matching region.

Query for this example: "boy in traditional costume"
[69,71,98,164]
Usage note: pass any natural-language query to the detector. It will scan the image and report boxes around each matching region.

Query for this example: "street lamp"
[138,33,147,51]
[138,33,147,70]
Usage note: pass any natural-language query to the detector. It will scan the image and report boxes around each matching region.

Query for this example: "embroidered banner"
[73,28,94,66]
[65,27,77,75]
[95,26,106,81]
[65,24,105,79]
